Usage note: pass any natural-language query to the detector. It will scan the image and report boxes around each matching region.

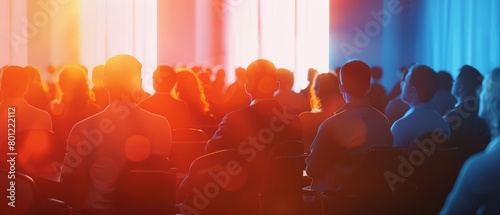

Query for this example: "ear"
[244,82,252,94]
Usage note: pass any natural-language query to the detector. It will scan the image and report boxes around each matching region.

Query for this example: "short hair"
[436,71,453,91]
[104,54,142,93]
[481,68,500,136]
[1,66,29,96]
[457,65,483,95]
[408,65,439,102]
[277,68,294,90]
[371,66,383,80]
[153,65,177,92]
[92,65,105,86]
[246,59,277,95]
[340,60,371,97]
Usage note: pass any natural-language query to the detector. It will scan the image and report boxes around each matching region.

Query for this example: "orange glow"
[18,130,52,173]
[124,135,152,162]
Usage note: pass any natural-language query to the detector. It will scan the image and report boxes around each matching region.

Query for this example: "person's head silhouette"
[1,66,29,99]
[453,65,483,100]
[401,65,438,107]
[244,59,279,100]
[59,64,92,105]
[153,65,177,93]
[277,68,294,90]
[92,65,105,88]
[339,60,371,101]
[479,68,500,137]
[103,54,142,101]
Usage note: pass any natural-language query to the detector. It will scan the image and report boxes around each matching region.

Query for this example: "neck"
[343,94,366,103]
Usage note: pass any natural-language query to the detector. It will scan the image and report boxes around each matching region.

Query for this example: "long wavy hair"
[309,72,343,112]
[480,68,500,137]
[173,68,210,113]
[58,64,95,107]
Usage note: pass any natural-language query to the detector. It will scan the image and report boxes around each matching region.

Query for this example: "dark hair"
[436,71,453,91]
[153,65,177,92]
[246,59,277,96]
[371,66,383,80]
[340,60,371,97]
[1,66,29,96]
[277,68,294,90]
[458,65,483,95]
[408,65,439,102]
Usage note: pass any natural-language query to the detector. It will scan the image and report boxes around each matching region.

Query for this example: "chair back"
[172,128,207,142]
[1,130,63,175]
[170,128,208,172]
[259,140,306,215]
[0,169,37,215]
[114,155,177,215]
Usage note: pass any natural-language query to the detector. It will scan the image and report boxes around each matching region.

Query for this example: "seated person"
[0,66,53,171]
[139,65,190,129]
[431,71,457,114]
[306,60,393,193]
[274,68,309,114]
[440,68,500,215]
[444,65,490,159]
[60,55,172,212]
[391,65,451,148]
[299,72,344,153]
[178,59,302,210]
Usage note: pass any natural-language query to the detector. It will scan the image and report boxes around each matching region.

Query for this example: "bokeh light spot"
[124,135,151,162]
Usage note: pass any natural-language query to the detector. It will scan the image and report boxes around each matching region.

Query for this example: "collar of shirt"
[335,99,372,114]
[405,102,435,116]
[485,136,500,153]
[250,98,274,106]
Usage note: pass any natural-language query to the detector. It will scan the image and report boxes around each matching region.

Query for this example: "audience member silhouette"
[205,58,302,172]
[440,68,500,215]
[306,60,393,193]
[391,65,451,147]
[208,68,226,104]
[139,65,190,129]
[431,71,458,114]
[367,66,388,112]
[91,65,109,108]
[178,59,302,210]
[219,67,251,117]
[299,68,319,101]
[299,72,344,153]
[0,66,52,132]
[48,65,102,144]
[387,64,413,101]
[444,65,490,159]
[24,66,51,110]
[0,66,53,171]
[60,55,172,212]
[274,68,309,114]
[174,68,215,126]
[385,67,410,125]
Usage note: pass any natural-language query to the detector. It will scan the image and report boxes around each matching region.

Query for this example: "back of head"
[408,65,438,102]
[308,68,318,82]
[311,73,342,110]
[340,60,371,98]
[59,65,88,92]
[1,66,29,98]
[59,65,92,104]
[92,65,105,87]
[480,68,500,136]
[235,67,246,83]
[457,65,483,96]
[24,66,44,85]
[104,54,142,95]
[153,65,177,93]
[277,68,294,90]
[245,59,278,98]
[436,71,453,92]
[371,66,383,81]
